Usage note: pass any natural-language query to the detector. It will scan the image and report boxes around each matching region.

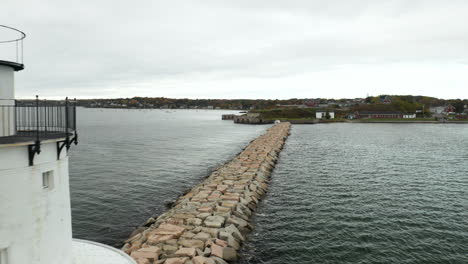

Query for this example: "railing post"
[14,99,17,134]
[44,99,47,134]
[29,95,41,166]
[74,98,77,130]
[72,98,78,146]
[36,95,39,141]
[65,97,70,148]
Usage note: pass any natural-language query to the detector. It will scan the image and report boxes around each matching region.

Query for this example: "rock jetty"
[122,122,291,264]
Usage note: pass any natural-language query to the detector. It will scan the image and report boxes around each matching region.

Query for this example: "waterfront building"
[316,111,335,119]
[403,114,417,118]
[0,25,135,264]
[429,106,445,114]
[431,105,457,115]
[443,104,456,114]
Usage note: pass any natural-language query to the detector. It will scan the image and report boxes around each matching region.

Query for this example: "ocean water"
[69,108,269,245]
[240,124,468,264]
[70,111,468,263]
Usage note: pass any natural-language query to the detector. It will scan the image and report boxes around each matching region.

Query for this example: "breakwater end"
[122,122,291,264]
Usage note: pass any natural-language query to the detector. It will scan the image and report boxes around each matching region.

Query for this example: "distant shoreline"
[80,108,468,124]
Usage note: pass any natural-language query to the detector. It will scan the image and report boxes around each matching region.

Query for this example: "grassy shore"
[251,108,468,124]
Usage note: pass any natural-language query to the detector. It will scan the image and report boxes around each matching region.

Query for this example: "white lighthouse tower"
[0,26,135,264]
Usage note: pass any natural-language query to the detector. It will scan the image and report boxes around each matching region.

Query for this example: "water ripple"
[240,124,468,264]
[70,108,269,245]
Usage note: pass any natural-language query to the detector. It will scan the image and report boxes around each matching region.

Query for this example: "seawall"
[122,122,291,264]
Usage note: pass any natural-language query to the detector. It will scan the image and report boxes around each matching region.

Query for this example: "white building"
[0,25,135,264]
[429,106,445,114]
[403,114,416,118]
[316,111,335,119]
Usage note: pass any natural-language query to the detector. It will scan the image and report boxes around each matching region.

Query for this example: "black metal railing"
[0,96,78,165]
[0,97,77,137]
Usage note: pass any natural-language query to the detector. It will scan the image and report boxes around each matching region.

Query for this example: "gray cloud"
[3,0,468,99]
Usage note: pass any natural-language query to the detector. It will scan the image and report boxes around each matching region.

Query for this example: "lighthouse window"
[42,171,54,190]
[0,247,8,264]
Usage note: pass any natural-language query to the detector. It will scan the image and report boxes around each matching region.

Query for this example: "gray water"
[71,111,468,263]
[69,108,269,245]
[240,124,468,264]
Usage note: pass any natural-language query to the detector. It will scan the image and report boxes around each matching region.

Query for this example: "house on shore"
[443,105,456,114]
[431,104,457,115]
[429,106,445,114]
[316,111,335,119]
[403,113,417,118]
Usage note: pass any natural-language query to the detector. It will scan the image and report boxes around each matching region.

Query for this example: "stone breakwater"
[122,122,291,264]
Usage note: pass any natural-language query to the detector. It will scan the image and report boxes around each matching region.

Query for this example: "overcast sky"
[2,0,468,99]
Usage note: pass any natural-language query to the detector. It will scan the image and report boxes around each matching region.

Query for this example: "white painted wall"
[0,141,72,264]
[0,65,15,137]
[316,111,335,119]
[403,114,416,119]
[429,106,445,114]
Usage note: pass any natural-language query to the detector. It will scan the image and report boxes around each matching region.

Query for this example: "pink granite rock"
[214,239,228,247]
[217,185,228,193]
[215,206,231,213]
[210,244,237,261]
[186,217,203,226]
[135,258,151,264]
[192,256,216,264]
[197,207,213,213]
[221,201,237,208]
[220,195,239,202]
[147,234,175,244]
[153,224,185,237]
[175,247,196,257]
[204,215,225,228]
[177,239,205,249]
[130,246,160,261]
[210,244,223,258]
[193,231,211,241]
[165,257,189,264]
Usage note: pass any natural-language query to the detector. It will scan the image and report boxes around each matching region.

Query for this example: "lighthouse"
[0,26,135,264]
